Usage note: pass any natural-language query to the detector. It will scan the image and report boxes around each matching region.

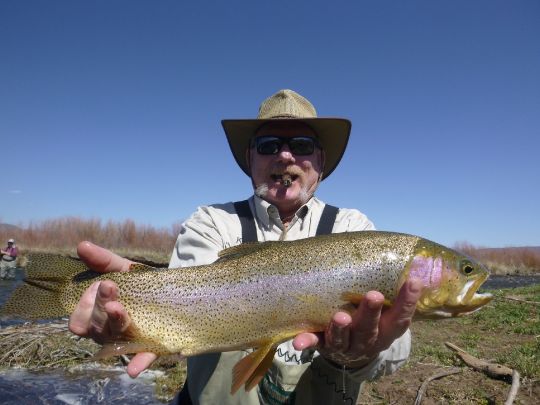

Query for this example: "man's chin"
[255,183,311,206]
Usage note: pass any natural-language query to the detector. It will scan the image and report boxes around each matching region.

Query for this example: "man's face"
[247,122,324,211]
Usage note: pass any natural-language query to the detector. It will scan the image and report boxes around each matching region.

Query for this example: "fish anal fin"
[245,346,275,391]
[341,292,392,307]
[231,342,276,394]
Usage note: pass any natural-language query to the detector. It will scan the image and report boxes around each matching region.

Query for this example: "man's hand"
[69,241,158,377]
[292,279,423,368]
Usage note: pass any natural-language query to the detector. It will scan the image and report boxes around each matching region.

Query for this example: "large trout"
[1,231,492,393]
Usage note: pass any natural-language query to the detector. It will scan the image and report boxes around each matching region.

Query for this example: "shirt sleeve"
[332,207,376,232]
[169,206,226,268]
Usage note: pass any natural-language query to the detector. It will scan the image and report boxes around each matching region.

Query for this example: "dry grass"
[1,216,538,273]
[455,242,540,275]
[0,216,182,264]
[0,321,99,369]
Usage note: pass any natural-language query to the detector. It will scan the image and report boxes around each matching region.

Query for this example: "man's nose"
[277,144,295,161]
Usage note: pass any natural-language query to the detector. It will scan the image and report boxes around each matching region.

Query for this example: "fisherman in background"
[0,239,19,280]
[68,89,423,405]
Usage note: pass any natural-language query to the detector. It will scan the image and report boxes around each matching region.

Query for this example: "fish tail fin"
[0,253,94,319]
[231,341,277,394]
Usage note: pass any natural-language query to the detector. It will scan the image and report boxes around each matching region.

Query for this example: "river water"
[0,271,167,404]
[1,268,539,404]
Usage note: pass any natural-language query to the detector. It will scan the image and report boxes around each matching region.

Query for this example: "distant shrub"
[454,242,540,275]
[0,216,181,262]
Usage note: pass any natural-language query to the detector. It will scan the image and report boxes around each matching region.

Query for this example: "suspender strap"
[234,200,339,240]
[233,200,258,243]
[316,204,339,236]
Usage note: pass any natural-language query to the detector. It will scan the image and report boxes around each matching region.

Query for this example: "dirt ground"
[358,320,539,404]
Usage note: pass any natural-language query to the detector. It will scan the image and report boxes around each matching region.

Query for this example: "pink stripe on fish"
[408,255,443,288]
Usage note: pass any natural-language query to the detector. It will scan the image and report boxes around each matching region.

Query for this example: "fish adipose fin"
[231,341,277,394]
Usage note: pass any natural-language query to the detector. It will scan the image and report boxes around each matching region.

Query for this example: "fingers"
[377,278,423,348]
[292,331,319,351]
[77,241,132,273]
[324,312,352,351]
[350,291,384,346]
[69,281,102,336]
[292,312,353,351]
[127,353,159,377]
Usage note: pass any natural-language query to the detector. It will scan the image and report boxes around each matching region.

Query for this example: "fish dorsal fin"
[231,341,276,394]
[217,241,278,261]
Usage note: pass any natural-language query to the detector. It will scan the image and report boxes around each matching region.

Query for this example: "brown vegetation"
[0,217,182,263]
[1,217,539,273]
[455,242,540,275]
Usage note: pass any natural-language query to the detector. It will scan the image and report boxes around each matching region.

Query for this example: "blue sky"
[1,1,539,248]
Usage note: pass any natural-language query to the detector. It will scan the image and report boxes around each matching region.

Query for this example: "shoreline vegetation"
[2,216,539,274]
[0,217,181,266]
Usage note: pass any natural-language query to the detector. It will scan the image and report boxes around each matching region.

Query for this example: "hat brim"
[222,118,351,180]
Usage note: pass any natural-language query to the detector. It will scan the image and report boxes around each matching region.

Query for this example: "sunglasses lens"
[256,137,282,155]
[289,137,315,155]
[254,136,317,155]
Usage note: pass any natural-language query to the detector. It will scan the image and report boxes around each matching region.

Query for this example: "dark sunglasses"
[253,136,320,156]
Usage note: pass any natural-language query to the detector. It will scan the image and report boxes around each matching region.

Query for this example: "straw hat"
[222,89,351,180]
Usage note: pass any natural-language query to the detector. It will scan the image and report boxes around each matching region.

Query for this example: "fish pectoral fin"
[341,292,392,307]
[231,342,276,394]
[94,342,148,359]
[341,291,365,304]
[94,341,170,359]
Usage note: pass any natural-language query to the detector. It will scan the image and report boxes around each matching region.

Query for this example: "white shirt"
[170,195,411,405]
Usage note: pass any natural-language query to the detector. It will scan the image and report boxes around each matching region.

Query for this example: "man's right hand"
[69,241,158,377]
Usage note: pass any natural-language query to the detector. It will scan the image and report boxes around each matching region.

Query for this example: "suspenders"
[233,200,258,243]
[175,200,339,404]
[233,199,339,243]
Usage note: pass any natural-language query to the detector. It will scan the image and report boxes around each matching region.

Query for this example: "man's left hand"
[292,279,423,368]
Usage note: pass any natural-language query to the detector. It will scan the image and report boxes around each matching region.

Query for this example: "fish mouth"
[416,272,493,319]
[459,272,493,310]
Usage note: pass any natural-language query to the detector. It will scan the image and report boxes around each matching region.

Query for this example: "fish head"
[406,238,493,319]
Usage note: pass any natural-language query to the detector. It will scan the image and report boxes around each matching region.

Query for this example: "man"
[69,89,422,404]
[0,238,19,280]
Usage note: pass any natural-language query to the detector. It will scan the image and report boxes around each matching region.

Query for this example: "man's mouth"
[271,173,298,187]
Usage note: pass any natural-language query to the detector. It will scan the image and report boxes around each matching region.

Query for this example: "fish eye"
[460,260,475,275]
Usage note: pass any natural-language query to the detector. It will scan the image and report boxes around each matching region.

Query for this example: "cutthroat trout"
[1,231,492,393]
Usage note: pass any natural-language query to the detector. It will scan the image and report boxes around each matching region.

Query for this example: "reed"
[0,216,182,263]
[454,242,540,275]
[1,217,538,273]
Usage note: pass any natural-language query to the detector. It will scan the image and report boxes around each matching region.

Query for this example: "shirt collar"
[252,194,314,230]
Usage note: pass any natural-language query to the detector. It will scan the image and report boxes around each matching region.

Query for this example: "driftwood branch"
[414,367,462,405]
[445,342,520,404]
[500,295,540,306]
[505,370,521,405]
